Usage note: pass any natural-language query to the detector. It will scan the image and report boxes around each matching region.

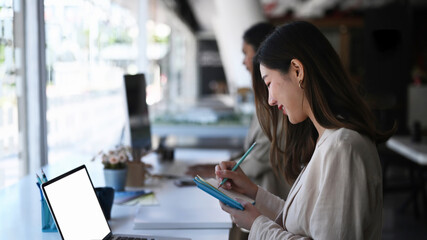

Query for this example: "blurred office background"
[1,0,427,237]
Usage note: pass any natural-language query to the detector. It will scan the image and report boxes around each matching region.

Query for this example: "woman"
[215,21,395,239]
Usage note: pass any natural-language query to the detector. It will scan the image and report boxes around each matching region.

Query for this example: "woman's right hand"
[215,161,258,200]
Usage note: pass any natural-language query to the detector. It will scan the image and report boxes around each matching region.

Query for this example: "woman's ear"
[290,59,304,80]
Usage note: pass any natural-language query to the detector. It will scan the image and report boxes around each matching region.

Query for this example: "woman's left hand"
[220,198,261,230]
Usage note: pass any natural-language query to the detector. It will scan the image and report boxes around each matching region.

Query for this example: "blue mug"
[95,187,115,220]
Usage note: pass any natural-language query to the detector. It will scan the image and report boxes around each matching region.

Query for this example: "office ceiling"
[187,0,427,33]
[111,0,427,34]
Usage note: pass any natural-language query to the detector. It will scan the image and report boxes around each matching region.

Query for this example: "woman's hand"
[215,161,258,200]
[220,198,261,230]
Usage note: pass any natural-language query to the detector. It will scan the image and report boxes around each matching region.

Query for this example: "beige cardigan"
[249,128,383,240]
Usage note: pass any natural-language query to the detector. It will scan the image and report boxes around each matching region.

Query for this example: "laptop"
[41,165,190,240]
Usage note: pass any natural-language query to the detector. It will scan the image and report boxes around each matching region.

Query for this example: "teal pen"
[218,142,257,189]
[36,173,43,184]
[41,168,48,182]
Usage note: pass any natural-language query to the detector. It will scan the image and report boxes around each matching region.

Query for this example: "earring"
[298,80,304,89]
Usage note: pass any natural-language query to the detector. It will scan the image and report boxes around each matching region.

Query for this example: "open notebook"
[193,176,255,210]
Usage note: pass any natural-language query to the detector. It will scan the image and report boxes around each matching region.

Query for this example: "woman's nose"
[268,93,277,106]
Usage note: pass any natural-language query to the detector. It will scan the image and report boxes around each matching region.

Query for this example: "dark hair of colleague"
[243,22,276,51]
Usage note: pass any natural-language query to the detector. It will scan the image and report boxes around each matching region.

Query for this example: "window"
[44,0,141,163]
[0,0,22,189]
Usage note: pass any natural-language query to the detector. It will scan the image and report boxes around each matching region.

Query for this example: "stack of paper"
[133,179,233,229]
[134,204,231,229]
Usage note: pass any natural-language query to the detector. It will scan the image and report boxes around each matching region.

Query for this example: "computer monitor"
[124,73,152,151]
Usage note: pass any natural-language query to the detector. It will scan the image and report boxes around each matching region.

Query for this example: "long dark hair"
[252,21,396,183]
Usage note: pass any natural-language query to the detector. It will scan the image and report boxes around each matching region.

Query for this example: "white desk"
[385,136,427,217]
[386,136,427,165]
[0,148,233,240]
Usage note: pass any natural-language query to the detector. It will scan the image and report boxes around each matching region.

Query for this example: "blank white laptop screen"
[42,166,111,240]
[42,165,190,240]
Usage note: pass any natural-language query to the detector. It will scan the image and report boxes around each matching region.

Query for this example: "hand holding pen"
[215,142,259,200]
[218,142,256,188]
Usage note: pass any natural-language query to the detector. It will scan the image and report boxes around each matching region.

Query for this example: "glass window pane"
[44,0,139,163]
[0,0,23,189]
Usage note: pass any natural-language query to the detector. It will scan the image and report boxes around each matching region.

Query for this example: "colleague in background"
[187,23,291,240]
[215,21,395,239]
[187,22,290,200]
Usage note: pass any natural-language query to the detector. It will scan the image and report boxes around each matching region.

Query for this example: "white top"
[249,128,383,240]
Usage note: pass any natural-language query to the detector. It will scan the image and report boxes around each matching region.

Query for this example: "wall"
[212,0,265,95]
